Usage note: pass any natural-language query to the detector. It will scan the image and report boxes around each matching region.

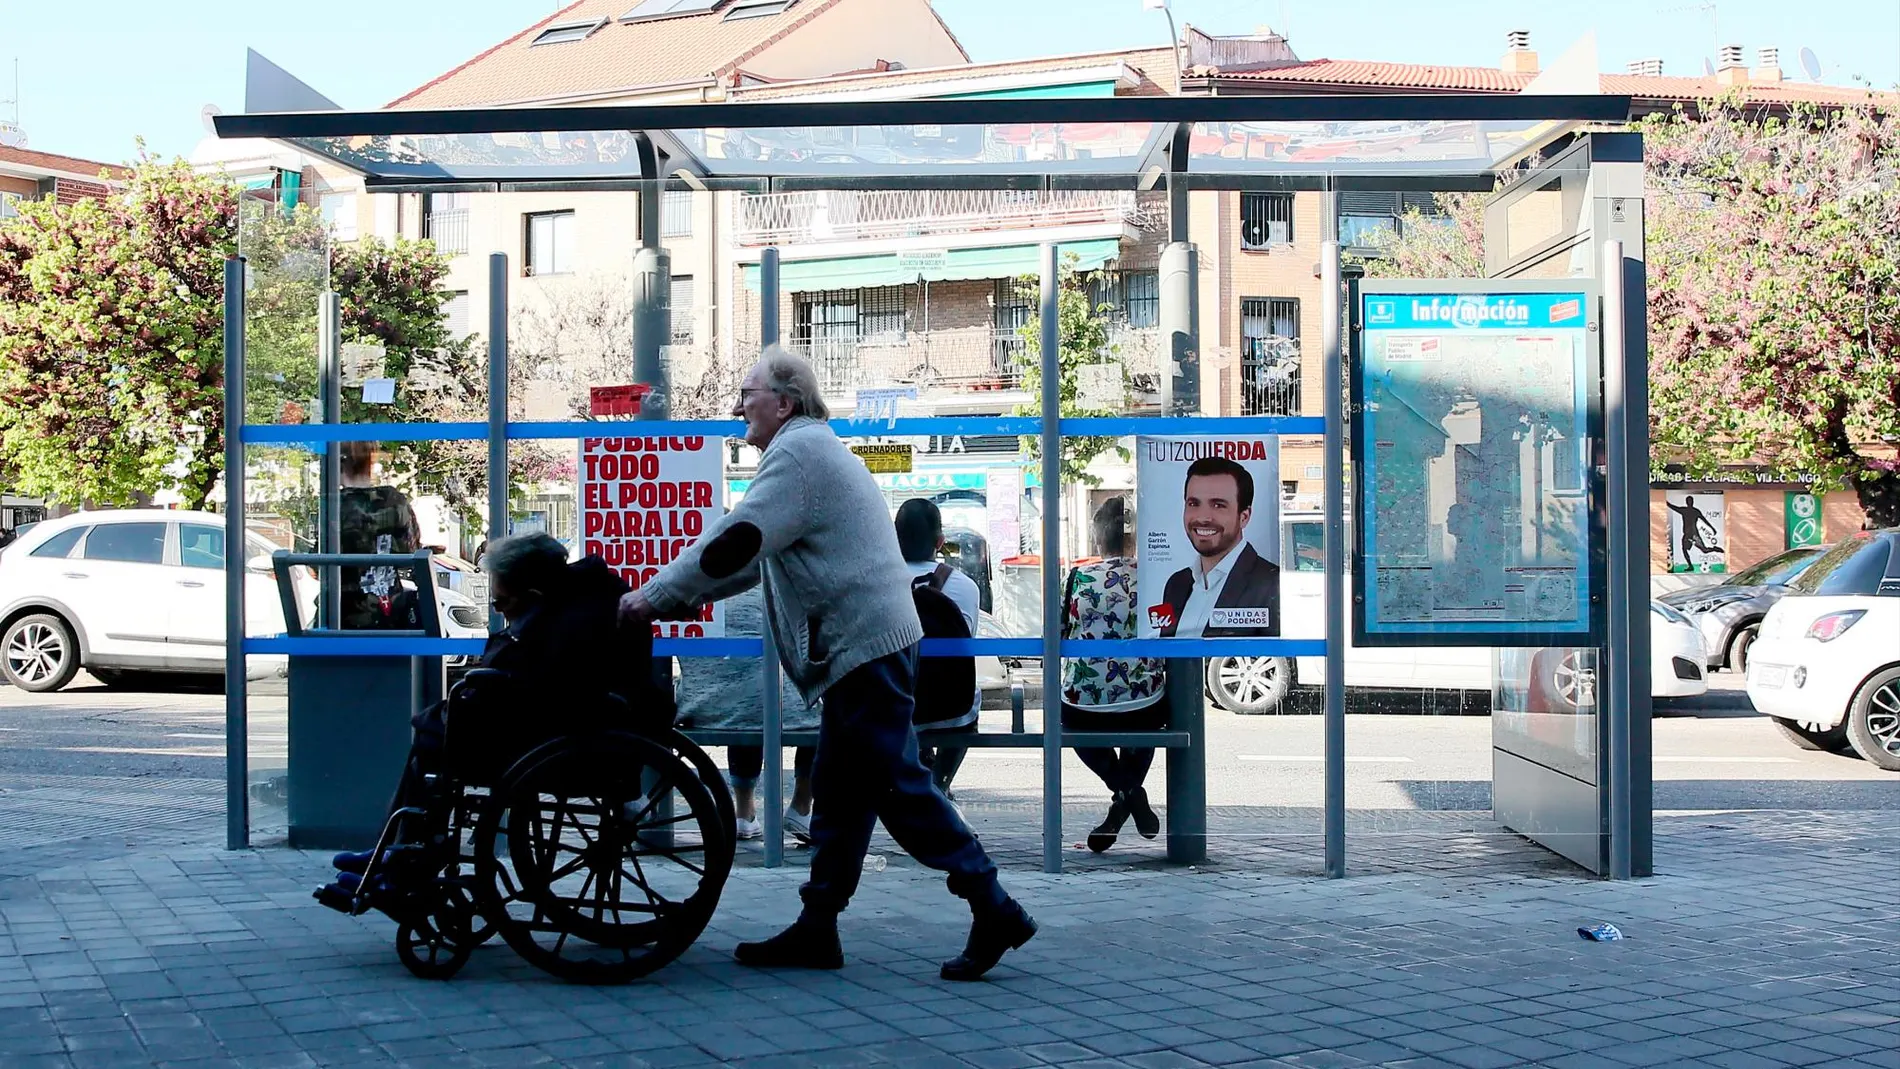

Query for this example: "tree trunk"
[1853,469,1900,530]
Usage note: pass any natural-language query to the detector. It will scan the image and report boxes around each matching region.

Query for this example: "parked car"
[1490,603,1711,714]
[1657,546,1824,672]
[0,510,485,693]
[1203,515,1711,714]
[1746,529,1900,771]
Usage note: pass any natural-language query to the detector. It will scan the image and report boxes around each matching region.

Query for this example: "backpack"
[338,486,421,630]
[911,563,977,731]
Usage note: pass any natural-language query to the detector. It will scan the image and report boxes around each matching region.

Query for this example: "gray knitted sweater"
[643,416,923,703]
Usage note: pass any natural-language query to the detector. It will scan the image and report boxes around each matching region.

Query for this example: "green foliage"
[1011,256,1128,486]
[0,156,492,521]
[1358,100,1900,527]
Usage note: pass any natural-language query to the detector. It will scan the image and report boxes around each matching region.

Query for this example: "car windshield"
[1726,548,1822,587]
[1788,535,1895,596]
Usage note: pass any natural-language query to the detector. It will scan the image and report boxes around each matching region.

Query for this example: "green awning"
[742,238,1122,292]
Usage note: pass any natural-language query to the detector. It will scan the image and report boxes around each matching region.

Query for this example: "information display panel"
[1352,281,1602,647]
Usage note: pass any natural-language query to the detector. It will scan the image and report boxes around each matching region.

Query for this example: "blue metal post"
[759,246,785,870]
[1039,243,1063,874]
[224,256,249,851]
[487,254,508,630]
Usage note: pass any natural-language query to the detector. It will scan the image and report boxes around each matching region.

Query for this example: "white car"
[0,509,486,693]
[1203,516,1709,714]
[1746,530,1900,771]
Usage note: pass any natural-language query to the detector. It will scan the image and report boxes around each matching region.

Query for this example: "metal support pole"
[1321,237,1347,879]
[317,291,342,629]
[1601,238,1647,880]
[1039,243,1063,874]
[1159,243,1200,417]
[759,247,785,870]
[224,256,249,851]
[486,254,509,631]
[1161,233,1205,864]
[632,209,671,420]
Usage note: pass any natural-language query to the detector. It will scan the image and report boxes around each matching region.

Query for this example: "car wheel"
[1770,716,1852,754]
[1844,666,1900,772]
[1205,656,1291,715]
[2,613,81,693]
[1531,649,1593,711]
[1728,627,1756,674]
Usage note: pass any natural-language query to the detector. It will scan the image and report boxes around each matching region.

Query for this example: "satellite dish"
[0,121,25,149]
[1702,57,1716,78]
[1799,47,1822,81]
[201,104,223,135]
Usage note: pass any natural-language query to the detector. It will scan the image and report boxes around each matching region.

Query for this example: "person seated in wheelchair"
[324,533,672,899]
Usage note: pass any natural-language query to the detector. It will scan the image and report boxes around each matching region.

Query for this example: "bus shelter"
[214,90,1653,878]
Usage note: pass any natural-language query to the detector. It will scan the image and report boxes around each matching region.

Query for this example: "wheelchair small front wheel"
[395,917,472,980]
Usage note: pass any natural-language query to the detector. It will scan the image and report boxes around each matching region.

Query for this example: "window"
[320,193,357,241]
[179,525,225,570]
[532,17,608,45]
[0,192,20,220]
[443,291,471,338]
[423,192,469,256]
[795,289,860,345]
[1240,297,1301,415]
[525,211,576,276]
[669,276,694,345]
[1288,521,1325,573]
[1339,191,1444,249]
[1086,270,1159,328]
[621,0,720,21]
[1791,536,1896,597]
[83,523,166,565]
[860,286,905,341]
[993,279,1035,374]
[1240,192,1293,249]
[30,527,87,559]
[661,190,693,237]
[724,0,797,19]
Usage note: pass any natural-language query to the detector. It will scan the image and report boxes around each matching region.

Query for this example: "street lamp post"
[1143,0,1185,94]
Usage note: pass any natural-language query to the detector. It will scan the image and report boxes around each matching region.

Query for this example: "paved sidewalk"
[2,810,1896,1069]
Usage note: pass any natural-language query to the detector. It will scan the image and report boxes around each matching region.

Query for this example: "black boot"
[734,915,844,970]
[1125,785,1160,840]
[1087,793,1131,853]
[940,898,1037,982]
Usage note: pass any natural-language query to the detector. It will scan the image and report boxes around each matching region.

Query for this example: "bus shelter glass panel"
[1348,277,1605,871]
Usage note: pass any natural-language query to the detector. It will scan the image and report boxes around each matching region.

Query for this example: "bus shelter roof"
[213,93,1632,194]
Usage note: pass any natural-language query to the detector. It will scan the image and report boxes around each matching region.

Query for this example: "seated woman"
[676,585,820,843]
[1061,496,1169,853]
[327,534,669,887]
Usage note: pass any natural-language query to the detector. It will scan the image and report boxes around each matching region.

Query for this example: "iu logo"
[1147,604,1176,631]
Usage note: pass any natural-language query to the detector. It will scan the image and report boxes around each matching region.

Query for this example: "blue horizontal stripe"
[654,638,763,656]
[1064,638,1327,657]
[242,422,488,444]
[922,638,1042,657]
[242,414,1329,446]
[245,637,483,655]
[1060,416,1327,436]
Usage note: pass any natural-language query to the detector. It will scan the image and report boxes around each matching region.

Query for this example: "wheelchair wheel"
[395,883,476,980]
[473,732,733,983]
[666,730,736,853]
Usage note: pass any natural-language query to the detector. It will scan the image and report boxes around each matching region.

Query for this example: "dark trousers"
[1062,699,1168,795]
[800,645,1004,918]
[728,744,816,783]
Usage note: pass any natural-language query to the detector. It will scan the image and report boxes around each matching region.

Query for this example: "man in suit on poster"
[1154,456,1280,638]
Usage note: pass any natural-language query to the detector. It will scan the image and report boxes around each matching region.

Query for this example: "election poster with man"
[580,436,725,637]
[1135,436,1281,638]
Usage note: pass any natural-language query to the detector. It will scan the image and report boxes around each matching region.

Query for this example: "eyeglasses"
[736,387,774,402]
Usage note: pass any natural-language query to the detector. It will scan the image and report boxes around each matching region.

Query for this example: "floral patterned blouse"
[1061,557,1166,712]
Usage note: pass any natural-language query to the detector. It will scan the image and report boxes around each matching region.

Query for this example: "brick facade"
[1649,487,1870,574]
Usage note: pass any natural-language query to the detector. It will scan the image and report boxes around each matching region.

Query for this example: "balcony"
[424,208,470,256]
[787,326,1163,401]
[738,189,1159,247]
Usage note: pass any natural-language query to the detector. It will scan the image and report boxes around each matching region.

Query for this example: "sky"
[2,0,1897,166]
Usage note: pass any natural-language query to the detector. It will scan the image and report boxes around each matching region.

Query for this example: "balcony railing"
[738,189,1160,247]
[425,208,470,256]
[786,326,1163,400]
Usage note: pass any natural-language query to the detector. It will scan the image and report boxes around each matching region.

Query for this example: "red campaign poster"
[580,436,725,638]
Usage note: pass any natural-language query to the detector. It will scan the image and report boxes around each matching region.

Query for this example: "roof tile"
[0,145,127,181]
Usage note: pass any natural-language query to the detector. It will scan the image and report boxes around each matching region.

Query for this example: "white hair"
[757,344,829,421]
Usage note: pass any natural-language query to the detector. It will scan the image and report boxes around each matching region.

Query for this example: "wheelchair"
[315,668,737,984]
